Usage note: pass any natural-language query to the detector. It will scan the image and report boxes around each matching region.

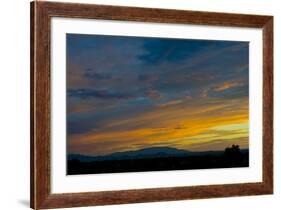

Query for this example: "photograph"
[30,2,273,208]
[66,34,250,175]
[0,0,277,209]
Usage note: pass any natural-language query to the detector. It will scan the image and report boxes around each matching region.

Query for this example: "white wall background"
[0,0,279,209]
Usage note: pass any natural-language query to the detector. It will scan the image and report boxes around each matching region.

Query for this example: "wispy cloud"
[66,34,249,155]
[213,80,245,92]
[68,88,133,100]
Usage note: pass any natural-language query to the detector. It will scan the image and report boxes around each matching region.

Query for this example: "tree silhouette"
[224,144,242,165]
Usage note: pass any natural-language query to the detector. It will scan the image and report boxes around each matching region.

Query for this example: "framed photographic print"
[30,1,273,209]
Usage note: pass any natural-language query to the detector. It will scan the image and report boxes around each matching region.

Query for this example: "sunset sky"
[66,34,249,156]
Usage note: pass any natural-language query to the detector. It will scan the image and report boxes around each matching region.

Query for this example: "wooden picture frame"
[31,1,273,209]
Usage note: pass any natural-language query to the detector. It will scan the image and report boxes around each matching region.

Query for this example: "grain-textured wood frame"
[30,1,273,209]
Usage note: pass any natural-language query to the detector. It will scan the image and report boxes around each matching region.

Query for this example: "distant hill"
[68,146,248,162]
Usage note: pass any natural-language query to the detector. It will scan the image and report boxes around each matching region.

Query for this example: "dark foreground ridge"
[67,145,249,175]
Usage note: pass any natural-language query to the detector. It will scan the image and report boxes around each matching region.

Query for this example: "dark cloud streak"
[68,88,133,100]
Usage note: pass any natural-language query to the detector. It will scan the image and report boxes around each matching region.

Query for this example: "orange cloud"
[68,97,248,155]
[213,80,244,92]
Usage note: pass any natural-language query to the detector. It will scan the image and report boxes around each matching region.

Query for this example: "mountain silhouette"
[68,146,249,175]
[68,146,241,162]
